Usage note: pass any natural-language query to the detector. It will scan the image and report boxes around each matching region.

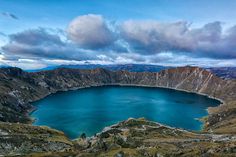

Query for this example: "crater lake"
[31,86,220,139]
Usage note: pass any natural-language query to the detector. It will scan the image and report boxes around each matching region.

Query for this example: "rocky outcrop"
[75,118,236,157]
[0,66,235,156]
[0,122,74,156]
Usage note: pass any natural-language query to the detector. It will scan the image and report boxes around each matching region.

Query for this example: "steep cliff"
[0,66,235,156]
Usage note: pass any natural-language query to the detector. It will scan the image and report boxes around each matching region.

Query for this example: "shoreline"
[27,83,223,137]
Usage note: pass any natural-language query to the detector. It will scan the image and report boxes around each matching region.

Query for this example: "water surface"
[31,86,220,139]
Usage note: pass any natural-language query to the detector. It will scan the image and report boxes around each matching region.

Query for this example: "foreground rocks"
[78,118,236,157]
[1,118,235,156]
[0,122,74,156]
[0,66,235,156]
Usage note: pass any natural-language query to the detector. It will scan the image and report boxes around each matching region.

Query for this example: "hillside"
[0,66,235,156]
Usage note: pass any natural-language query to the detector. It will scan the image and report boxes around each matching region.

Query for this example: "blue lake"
[31,86,220,139]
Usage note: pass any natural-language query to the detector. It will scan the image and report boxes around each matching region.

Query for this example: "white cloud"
[67,14,116,49]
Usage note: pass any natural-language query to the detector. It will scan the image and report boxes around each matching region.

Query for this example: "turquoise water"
[31,86,220,139]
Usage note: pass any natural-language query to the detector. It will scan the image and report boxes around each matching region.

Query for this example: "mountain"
[28,64,169,72]
[28,64,236,79]
[207,67,236,79]
[59,64,169,72]
[0,66,235,156]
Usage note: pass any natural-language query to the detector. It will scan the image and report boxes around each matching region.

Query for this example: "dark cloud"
[1,28,98,61]
[120,20,236,59]
[9,28,64,46]
[1,12,18,20]
[120,21,189,54]
[67,14,116,49]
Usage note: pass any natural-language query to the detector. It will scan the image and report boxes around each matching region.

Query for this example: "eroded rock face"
[0,66,235,156]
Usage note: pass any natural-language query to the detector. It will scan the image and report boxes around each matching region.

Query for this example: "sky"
[0,0,236,69]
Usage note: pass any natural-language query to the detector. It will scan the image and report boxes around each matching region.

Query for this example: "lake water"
[31,86,220,139]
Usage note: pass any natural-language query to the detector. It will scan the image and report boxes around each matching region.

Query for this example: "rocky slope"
[207,67,236,79]
[74,118,236,157]
[0,66,235,156]
[0,122,74,156]
[4,118,235,157]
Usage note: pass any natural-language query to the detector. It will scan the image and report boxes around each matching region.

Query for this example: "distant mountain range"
[26,64,236,79]
[2,64,235,79]
[27,64,170,73]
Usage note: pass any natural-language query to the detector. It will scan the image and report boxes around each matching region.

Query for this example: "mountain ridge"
[0,66,235,156]
[24,64,236,79]
[0,66,235,131]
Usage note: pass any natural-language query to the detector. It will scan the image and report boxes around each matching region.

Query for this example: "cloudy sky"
[0,0,236,69]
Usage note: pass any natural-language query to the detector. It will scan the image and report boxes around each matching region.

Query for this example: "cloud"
[67,14,116,49]
[0,32,7,36]
[103,52,236,67]
[8,28,64,46]
[1,14,236,69]
[120,20,189,54]
[120,20,236,59]
[1,12,18,20]
[0,32,8,47]
[1,28,98,61]
[3,15,236,61]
